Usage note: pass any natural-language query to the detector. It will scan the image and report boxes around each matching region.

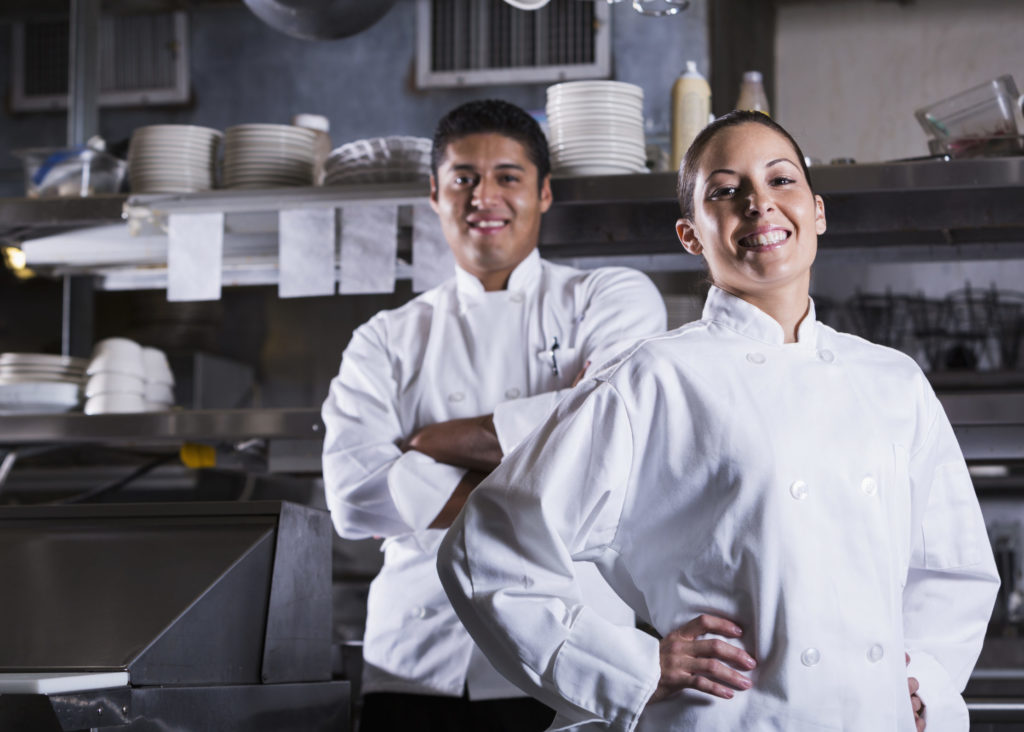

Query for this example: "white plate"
[0,381,81,414]
[0,353,87,369]
[547,80,644,98]
[132,124,222,137]
[552,164,648,176]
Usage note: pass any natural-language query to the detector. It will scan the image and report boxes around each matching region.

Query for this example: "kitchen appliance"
[242,0,398,41]
[0,501,348,731]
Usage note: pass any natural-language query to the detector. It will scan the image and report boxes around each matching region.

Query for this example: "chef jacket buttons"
[509,292,525,304]
[746,352,766,365]
[410,606,427,619]
[800,647,821,667]
[789,480,809,501]
[861,476,878,496]
[505,387,521,399]
[867,643,884,663]
[818,349,835,363]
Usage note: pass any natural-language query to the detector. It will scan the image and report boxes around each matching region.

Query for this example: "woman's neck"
[721,279,811,343]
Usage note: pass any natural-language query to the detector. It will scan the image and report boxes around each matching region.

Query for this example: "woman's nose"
[745,187,775,216]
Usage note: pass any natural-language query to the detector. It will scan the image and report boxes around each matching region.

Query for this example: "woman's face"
[676,122,826,301]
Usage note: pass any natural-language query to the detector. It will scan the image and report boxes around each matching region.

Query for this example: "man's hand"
[402,414,502,473]
[646,614,756,705]
[429,470,487,529]
[907,653,925,731]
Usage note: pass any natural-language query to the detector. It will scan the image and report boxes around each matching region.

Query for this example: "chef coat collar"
[703,285,818,346]
[454,247,542,297]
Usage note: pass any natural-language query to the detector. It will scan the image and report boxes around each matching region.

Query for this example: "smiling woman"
[438,110,1000,732]
[675,111,825,343]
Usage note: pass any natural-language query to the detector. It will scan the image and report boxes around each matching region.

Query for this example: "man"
[321,99,666,732]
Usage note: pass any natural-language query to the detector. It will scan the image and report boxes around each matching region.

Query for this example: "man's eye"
[454,175,474,185]
[499,174,520,184]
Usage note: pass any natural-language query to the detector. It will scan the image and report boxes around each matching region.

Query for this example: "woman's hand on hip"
[647,613,756,705]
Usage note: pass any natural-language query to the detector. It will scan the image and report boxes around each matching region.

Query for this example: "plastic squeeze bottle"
[671,60,712,171]
[735,70,770,115]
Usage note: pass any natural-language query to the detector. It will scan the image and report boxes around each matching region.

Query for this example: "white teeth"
[473,220,506,229]
[741,230,788,247]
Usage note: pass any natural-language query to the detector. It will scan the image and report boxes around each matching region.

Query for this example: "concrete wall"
[0,0,710,196]
[775,0,1024,164]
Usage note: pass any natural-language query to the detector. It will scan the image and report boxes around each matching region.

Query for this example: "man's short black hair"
[431,99,551,188]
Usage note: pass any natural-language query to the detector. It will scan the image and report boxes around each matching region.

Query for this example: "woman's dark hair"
[431,99,551,188]
[676,110,813,220]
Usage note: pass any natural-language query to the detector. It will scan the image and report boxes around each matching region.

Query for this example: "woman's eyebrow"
[704,168,734,183]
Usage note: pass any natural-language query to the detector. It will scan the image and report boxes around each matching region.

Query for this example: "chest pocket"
[535,346,580,380]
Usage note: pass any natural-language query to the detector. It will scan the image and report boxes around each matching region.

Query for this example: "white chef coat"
[439,285,999,731]
[321,248,667,699]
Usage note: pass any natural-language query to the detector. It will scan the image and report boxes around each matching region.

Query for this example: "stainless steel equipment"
[0,500,349,731]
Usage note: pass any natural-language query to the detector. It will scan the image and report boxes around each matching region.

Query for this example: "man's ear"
[429,175,440,214]
[676,218,702,256]
[538,175,553,214]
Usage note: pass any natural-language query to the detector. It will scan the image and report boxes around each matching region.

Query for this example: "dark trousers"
[359,691,556,732]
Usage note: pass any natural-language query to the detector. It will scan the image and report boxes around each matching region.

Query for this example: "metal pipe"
[67,0,101,146]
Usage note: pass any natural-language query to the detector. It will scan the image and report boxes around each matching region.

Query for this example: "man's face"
[430,132,552,291]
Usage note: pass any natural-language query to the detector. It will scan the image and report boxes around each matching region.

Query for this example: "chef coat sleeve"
[902,389,1000,732]
[322,318,466,539]
[492,268,667,455]
[439,379,661,732]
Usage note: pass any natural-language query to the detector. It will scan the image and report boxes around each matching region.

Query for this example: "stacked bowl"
[223,124,318,188]
[128,124,222,193]
[0,353,85,415]
[84,338,175,414]
[324,136,432,186]
[545,80,648,176]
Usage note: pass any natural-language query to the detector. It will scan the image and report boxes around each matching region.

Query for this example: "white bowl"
[85,371,145,397]
[144,381,175,404]
[142,347,174,386]
[87,338,145,377]
[84,392,146,415]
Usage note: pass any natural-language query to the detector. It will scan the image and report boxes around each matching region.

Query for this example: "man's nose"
[472,176,500,207]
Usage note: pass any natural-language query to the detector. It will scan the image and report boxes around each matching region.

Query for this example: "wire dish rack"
[822,285,1024,372]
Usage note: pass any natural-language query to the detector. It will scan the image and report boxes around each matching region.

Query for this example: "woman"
[437,111,999,732]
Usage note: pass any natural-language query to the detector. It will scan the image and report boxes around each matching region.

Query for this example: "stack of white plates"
[223,124,318,189]
[128,124,222,194]
[0,353,86,415]
[546,80,648,176]
[324,136,432,186]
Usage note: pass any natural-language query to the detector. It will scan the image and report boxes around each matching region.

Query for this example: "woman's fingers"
[649,615,757,706]
[677,613,744,639]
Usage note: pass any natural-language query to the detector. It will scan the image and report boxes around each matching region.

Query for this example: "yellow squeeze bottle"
[671,60,711,172]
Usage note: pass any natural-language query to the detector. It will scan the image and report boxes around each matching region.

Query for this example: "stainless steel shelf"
[0,408,323,445]
[2,156,1023,265]
[0,395,1020,462]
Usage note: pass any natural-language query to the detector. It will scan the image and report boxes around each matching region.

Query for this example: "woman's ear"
[814,194,827,235]
[676,218,703,256]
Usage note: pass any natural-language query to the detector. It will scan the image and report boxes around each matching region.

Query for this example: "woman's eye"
[709,186,736,199]
[771,176,795,186]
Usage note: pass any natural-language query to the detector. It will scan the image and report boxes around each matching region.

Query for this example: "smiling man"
[320,99,666,732]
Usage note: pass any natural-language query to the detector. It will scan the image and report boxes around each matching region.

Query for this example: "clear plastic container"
[914,75,1022,140]
[13,147,127,198]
